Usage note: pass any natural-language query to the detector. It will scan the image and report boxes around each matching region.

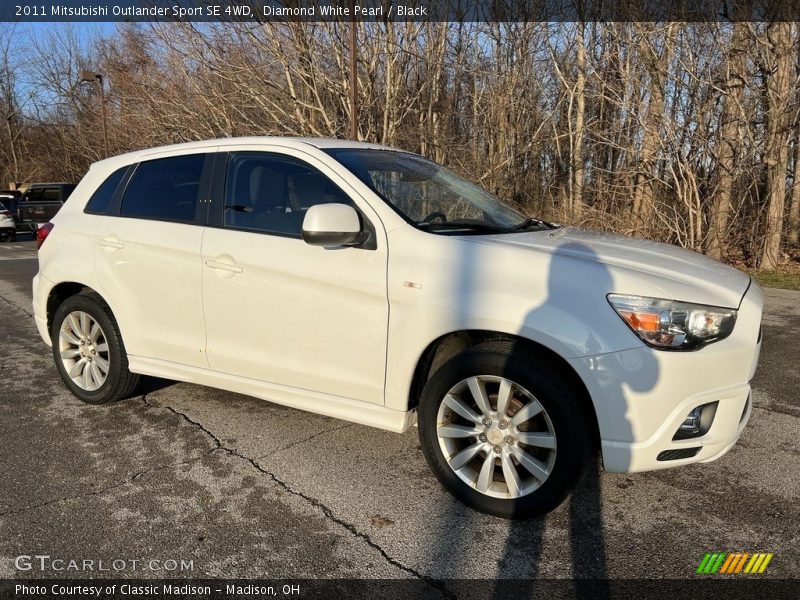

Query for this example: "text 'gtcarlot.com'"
[14,555,194,572]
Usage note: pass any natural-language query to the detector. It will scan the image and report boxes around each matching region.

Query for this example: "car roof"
[91,136,402,171]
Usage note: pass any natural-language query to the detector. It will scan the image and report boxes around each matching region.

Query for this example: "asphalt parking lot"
[0,236,798,582]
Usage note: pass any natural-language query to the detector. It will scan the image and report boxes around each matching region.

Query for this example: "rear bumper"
[568,281,762,473]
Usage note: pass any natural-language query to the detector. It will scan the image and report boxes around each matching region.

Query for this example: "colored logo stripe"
[699,552,773,574]
[697,552,726,573]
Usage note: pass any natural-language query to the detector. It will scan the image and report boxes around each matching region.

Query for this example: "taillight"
[0,210,10,217]
[36,222,54,250]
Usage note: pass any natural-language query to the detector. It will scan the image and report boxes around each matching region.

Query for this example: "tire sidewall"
[418,349,591,518]
[51,294,125,405]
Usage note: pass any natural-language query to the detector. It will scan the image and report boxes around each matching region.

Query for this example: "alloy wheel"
[58,311,110,391]
[436,375,557,499]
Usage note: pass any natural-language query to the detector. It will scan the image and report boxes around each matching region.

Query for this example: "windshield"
[325,149,539,234]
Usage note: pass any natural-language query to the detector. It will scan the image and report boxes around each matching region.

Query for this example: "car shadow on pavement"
[136,375,177,397]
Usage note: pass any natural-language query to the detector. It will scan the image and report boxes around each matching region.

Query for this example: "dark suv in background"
[16,183,76,232]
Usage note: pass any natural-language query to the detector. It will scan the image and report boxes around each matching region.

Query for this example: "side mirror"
[301,203,365,247]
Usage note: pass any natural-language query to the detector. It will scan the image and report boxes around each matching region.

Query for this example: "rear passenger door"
[94,151,214,368]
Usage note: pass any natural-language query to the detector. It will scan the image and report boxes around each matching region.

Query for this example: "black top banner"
[4,0,800,23]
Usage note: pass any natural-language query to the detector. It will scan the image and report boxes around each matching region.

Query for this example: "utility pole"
[349,0,358,140]
[79,71,109,157]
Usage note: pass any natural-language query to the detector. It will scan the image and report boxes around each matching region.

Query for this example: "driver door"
[201,148,389,404]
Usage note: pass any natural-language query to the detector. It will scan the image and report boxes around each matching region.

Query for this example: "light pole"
[79,71,109,157]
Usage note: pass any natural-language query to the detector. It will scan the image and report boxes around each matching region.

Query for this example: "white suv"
[33,137,762,518]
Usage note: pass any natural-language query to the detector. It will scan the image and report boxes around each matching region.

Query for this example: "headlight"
[607,294,737,350]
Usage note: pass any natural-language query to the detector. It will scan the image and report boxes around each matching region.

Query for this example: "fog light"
[680,406,703,435]
[673,402,718,440]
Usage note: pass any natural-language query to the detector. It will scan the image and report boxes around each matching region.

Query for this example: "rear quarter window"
[85,167,127,215]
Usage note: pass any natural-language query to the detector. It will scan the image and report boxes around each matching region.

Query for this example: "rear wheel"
[418,341,593,518]
[51,291,140,404]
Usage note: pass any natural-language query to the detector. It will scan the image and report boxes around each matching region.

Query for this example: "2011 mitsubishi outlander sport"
[32,137,762,518]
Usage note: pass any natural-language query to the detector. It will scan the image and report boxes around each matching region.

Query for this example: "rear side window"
[85,168,127,214]
[121,154,205,222]
[41,187,60,202]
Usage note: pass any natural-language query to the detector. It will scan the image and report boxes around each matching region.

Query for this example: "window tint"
[41,187,60,202]
[224,152,353,236]
[121,154,205,222]
[85,168,127,214]
[23,188,42,202]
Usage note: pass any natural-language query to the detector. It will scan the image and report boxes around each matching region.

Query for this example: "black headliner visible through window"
[85,167,127,215]
[121,154,205,222]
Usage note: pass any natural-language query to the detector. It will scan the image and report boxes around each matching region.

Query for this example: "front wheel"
[51,291,140,404]
[418,341,593,518]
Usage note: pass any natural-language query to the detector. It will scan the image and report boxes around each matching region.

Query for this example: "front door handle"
[204,259,243,274]
[98,237,124,249]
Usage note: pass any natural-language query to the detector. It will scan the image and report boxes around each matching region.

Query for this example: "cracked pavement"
[0,239,798,582]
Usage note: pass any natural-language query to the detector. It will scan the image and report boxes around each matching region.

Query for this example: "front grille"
[657,447,701,461]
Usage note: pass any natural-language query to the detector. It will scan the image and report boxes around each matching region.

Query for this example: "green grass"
[746,269,800,291]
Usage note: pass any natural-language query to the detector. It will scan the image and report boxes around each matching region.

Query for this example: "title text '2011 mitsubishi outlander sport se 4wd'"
[33,137,762,518]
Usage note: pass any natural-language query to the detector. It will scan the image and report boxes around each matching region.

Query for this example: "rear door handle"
[98,237,124,249]
[204,259,243,274]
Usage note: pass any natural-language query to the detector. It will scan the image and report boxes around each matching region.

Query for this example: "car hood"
[471,226,751,309]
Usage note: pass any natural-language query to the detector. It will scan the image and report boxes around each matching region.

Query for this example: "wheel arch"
[47,282,119,339]
[408,329,601,451]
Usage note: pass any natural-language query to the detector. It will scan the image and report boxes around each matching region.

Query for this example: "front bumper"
[598,385,752,472]
[568,281,763,473]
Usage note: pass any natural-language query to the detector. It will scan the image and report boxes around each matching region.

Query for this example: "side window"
[224,152,353,237]
[121,154,205,222]
[41,187,60,202]
[85,167,127,215]
[23,188,42,202]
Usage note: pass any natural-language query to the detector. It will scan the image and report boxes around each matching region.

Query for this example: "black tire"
[418,341,593,518]
[51,290,140,404]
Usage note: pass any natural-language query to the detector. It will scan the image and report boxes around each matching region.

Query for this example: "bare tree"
[706,23,749,258]
[760,22,794,269]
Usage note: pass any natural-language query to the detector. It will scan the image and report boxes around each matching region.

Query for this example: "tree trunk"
[706,23,748,259]
[760,22,793,270]
[633,24,676,228]
[572,22,586,220]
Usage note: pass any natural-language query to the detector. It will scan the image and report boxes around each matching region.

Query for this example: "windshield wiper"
[505,217,554,232]
[417,220,510,233]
